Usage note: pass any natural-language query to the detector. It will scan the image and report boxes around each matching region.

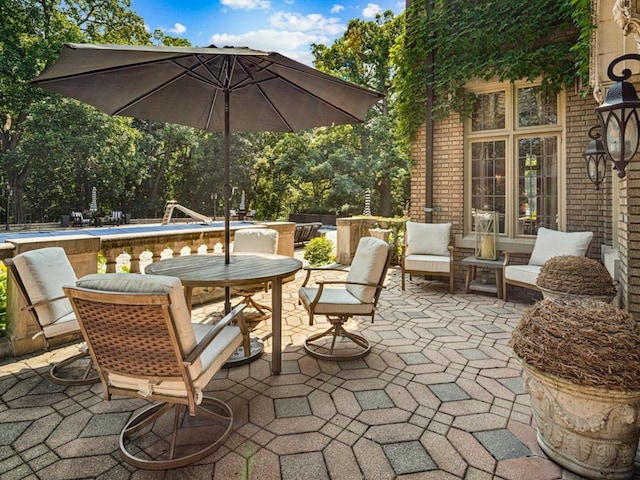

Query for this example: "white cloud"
[169,23,187,34]
[362,3,383,18]
[209,29,322,52]
[330,4,344,13]
[221,0,271,10]
[269,12,344,36]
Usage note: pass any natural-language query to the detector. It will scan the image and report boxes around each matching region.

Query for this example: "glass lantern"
[474,210,498,260]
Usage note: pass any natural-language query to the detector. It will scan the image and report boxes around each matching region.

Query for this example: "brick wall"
[409,88,614,289]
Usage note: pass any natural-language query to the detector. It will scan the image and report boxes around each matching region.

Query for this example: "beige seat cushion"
[233,228,278,254]
[505,264,542,286]
[299,286,375,316]
[346,237,390,303]
[528,228,593,266]
[405,221,452,256]
[12,247,77,329]
[404,254,451,273]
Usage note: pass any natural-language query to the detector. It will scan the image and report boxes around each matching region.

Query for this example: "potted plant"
[511,298,640,479]
[536,255,617,303]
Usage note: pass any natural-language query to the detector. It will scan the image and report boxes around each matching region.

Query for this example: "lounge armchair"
[299,236,392,360]
[4,247,98,385]
[401,221,454,292]
[502,227,593,301]
[106,210,123,225]
[70,211,90,227]
[63,273,250,470]
[232,228,279,320]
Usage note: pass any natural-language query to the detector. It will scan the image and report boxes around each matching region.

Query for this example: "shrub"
[304,237,334,266]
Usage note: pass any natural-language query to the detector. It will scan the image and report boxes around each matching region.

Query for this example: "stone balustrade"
[1,221,295,357]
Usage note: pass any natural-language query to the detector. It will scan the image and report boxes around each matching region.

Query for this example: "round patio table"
[145,253,302,375]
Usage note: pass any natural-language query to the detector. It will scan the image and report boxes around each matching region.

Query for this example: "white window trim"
[463,79,566,241]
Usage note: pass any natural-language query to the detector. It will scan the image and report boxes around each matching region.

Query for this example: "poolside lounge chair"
[64,273,250,470]
[70,211,90,227]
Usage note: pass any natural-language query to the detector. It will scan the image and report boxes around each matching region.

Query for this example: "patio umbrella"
[31,44,383,260]
[90,186,97,213]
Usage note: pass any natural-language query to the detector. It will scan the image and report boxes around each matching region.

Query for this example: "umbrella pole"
[223,88,231,314]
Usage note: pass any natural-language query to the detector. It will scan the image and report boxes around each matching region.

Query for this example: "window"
[467,83,563,237]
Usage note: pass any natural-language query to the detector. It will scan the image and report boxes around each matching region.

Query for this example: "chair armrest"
[308,279,386,306]
[301,264,348,287]
[184,303,248,365]
[23,294,68,312]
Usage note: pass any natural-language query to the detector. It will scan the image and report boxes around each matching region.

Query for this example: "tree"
[311,11,409,217]
[0,0,149,221]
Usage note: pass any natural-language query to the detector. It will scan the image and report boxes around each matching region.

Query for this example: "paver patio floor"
[1,260,638,479]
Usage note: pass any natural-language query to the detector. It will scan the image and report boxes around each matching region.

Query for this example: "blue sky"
[129,0,405,64]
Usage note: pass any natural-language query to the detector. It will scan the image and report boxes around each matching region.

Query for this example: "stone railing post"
[336,217,377,265]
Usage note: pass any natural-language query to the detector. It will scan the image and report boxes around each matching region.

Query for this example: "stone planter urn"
[512,299,640,479]
[522,362,640,480]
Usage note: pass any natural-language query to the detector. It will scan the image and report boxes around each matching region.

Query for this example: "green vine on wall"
[393,0,593,142]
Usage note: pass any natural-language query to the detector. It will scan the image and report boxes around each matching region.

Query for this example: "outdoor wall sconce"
[594,54,640,178]
[583,125,608,190]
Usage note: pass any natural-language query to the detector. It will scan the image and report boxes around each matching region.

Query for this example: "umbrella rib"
[113,57,222,115]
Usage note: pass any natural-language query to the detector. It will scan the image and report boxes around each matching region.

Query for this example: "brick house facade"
[406,1,639,308]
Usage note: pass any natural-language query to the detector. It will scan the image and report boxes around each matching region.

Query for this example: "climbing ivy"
[393,0,593,141]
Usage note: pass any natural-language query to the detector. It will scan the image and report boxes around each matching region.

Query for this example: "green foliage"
[303,237,335,267]
[0,264,6,337]
[394,0,593,141]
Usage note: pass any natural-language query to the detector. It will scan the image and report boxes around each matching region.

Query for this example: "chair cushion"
[299,286,376,316]
[233,228,278,254]
[75,273,200,376]
[346,237,390,303]
[505,264,542,286]
[528,228,593,266]
[405,221,451,256]
[404,254,451,273]
[12,247,77,327]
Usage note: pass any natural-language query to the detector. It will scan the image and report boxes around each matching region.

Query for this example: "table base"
[223,336,264,367]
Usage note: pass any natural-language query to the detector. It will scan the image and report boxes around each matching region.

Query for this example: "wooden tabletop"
[144,253,302,288]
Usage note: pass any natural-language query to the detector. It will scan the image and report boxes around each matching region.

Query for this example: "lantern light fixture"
[583,125,608,190]
[594,54,640,179]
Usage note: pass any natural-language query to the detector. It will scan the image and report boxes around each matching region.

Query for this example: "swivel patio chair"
[64,273,250,470]
[232,228,279,321]
[299,236,392,361]
[401,221,454,293]
[4,247,98,385]
[503,227,593,301]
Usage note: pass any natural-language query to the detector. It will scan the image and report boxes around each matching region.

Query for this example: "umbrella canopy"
[31,43,383,133]
[31,43,383,309]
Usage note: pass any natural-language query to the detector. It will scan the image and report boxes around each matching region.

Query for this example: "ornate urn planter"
[522,362,640,479]
[512,299,640,479]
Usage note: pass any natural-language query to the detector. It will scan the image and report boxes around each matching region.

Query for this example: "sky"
[129,0,405,65]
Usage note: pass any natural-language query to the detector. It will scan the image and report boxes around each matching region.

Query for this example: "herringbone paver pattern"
[1,259,638,479]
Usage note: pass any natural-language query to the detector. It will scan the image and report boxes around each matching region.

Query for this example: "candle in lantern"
[481,235,495,259]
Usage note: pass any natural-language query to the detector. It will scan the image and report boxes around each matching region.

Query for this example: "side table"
[462,256,505,299]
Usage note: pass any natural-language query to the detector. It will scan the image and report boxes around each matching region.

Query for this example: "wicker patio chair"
[298,236,391,361]
[4,247,98,385]
[64,273,250,470]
